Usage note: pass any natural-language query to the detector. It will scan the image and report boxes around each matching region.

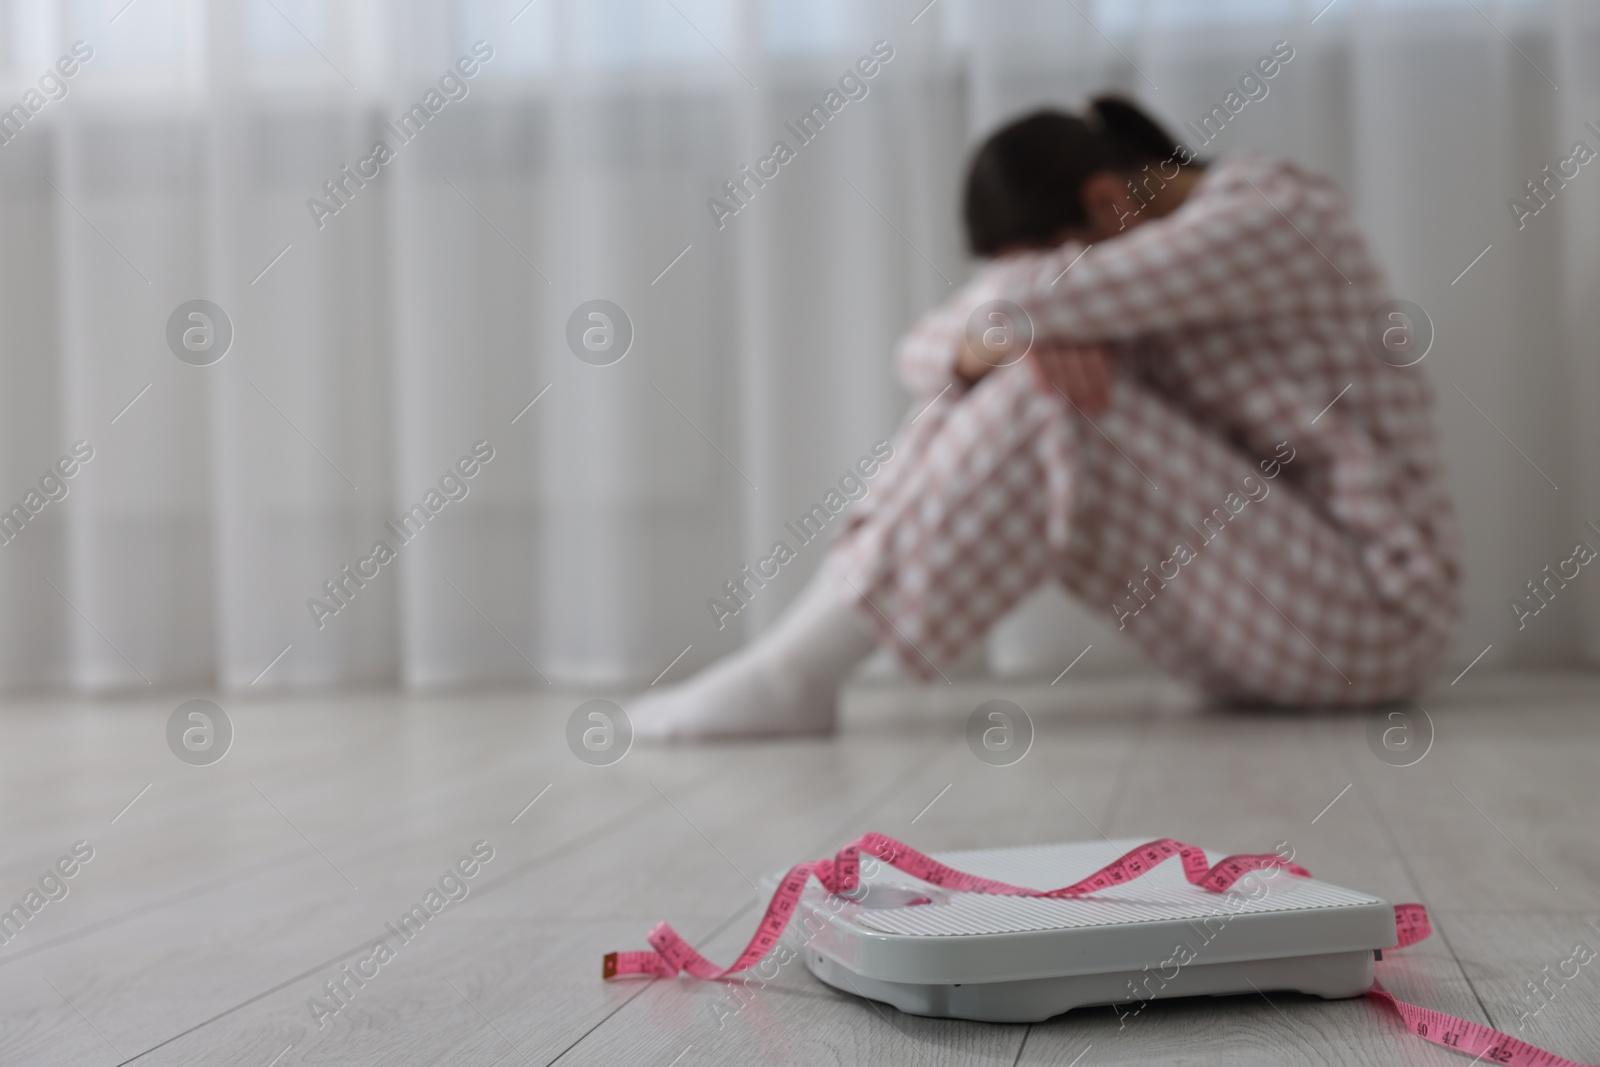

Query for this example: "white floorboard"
[0,671,1596,1066]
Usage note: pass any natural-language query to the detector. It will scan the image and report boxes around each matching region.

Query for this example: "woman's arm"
[996,162,1351,344]
[893,265,1018,398]
[897,265,1117,411]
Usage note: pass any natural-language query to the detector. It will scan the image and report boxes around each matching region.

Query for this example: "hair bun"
[1088,95,1182,162]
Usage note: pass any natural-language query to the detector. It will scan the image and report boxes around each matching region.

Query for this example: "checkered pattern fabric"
[837,157,1459,704]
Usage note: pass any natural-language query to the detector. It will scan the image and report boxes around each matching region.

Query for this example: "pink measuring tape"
[605,834,1594,1066]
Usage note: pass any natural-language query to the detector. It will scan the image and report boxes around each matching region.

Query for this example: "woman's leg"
[629,364,1068,743]
[635,359,1455,741]
[1057,376,1455,704]
[830,361,1079,678]
[841,362,1455,703]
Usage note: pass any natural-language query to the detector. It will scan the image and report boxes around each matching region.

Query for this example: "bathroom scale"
[764,837,1396,1023]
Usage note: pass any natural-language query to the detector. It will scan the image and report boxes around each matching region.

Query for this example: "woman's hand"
[954,333,997,384]
[1028,342,1113,415]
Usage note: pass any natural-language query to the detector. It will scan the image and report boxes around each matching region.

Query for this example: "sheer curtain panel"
[0,0,1593,692]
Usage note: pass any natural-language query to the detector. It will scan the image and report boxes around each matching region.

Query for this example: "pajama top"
[892,156,1460,622]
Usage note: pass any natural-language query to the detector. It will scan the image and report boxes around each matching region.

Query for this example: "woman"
[634,97,1460,741]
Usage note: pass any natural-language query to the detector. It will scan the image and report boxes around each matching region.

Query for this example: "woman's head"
[962,97,1197,256]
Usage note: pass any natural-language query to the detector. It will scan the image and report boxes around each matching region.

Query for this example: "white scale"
[764,838,1395,1023]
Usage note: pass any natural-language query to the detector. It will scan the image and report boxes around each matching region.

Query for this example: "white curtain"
[0,0,1593,693]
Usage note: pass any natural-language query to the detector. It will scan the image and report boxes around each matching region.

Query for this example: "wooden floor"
[1,671,1598,1066]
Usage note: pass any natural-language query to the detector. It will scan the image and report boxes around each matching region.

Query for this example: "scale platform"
[766,838,1396,1023]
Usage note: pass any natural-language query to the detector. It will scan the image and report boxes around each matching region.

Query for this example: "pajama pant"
[834,363,1455,705]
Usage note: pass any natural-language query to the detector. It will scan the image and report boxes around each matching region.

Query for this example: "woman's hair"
[962,96,1192,256]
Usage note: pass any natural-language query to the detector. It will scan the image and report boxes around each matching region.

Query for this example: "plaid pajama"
[836,157,1459,704]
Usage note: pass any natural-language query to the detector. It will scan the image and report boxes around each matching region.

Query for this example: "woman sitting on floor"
[634,96,1460,741]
